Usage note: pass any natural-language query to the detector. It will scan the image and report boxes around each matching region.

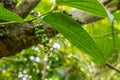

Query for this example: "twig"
[2,57,23,62]
[106,63,120,73]
[111,20,118,53]
[0,21,23,26]
[92,31,120,38]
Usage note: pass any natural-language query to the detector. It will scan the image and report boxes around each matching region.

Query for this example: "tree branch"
[70,0,119,24]
[0,23,40,58]
[14,0,41,18]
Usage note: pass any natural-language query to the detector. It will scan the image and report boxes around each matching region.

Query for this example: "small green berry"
[35,30,44,34]
[76,20,84,25]
[62,10,72,16]
[36,34,42,38]
[35,28,39,31]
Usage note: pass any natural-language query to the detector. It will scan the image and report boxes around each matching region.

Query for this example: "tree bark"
[0,0,120,58]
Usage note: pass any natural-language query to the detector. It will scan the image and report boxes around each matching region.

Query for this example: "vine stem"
[0,21,23,26]
[0,11,51,26]
[0,5,59,26]
[28,5,58,23]
[111,20,118,53]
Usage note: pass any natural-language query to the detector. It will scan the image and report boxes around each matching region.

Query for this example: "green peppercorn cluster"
[34,24,49,45]
[34,24,50,54]
[62,10,84,25]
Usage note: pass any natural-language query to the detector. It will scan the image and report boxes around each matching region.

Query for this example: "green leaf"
[56,0,108,17]
[0,3,23,22]
[43,12,105,65]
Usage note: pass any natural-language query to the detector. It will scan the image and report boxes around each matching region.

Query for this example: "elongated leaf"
[0,3,23,22]
[56,0,108,17]
[43,12,105,65]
